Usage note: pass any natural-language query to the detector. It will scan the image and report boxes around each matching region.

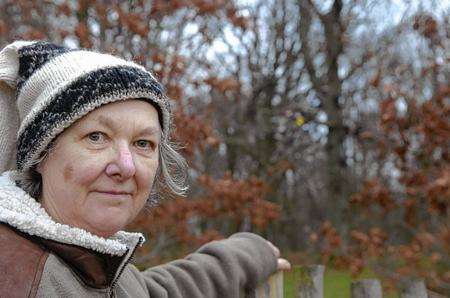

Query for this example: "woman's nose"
[105,144,136,179]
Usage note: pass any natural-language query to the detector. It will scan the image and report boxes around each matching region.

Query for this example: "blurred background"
[1,0,448,296]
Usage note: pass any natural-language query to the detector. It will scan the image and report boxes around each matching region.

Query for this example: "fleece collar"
[0,171,145,256]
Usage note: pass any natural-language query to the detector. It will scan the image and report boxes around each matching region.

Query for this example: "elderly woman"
[0,41,289,297]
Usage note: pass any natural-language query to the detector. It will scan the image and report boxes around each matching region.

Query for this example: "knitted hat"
[0,40,171,174]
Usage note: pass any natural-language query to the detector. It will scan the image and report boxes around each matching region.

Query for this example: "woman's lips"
[97,190,131,195]
[93,190,132,199]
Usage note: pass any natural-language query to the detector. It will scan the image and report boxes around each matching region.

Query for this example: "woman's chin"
[81,211,131,238]
[86,224,125,238]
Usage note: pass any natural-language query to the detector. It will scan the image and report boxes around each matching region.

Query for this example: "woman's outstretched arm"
[129,232,283,298]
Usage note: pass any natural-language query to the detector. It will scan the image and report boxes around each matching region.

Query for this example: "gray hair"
[12,136,188,204]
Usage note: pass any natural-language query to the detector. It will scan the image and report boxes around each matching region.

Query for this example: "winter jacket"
[0,171,277,297]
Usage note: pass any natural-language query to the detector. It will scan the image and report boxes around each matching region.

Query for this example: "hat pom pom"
[0,40,37,88]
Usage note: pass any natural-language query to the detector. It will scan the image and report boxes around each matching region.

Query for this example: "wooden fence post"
[246,270,284,298]
[400,279,427,298]
[351,279,382,298]
[297,265,325,298]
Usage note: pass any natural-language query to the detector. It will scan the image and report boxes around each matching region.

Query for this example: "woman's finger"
[277,258,291,271]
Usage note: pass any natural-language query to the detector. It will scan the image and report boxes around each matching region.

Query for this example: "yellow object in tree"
[295,115,305,127]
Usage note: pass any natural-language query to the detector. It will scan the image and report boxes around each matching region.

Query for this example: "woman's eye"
[87,132,106,143]
[135,140,153,150]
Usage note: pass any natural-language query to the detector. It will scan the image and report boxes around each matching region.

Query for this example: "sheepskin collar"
[0,171,145,256]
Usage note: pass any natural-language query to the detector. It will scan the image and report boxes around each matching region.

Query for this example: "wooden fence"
[249,265,442,298]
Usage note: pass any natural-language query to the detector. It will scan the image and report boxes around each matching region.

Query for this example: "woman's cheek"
[71,154,107,185]
[63,163,74,182]
[134,160,157,197]
[140,158,158,182]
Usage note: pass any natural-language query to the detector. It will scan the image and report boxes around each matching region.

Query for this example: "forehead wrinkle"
[94,114,161,140]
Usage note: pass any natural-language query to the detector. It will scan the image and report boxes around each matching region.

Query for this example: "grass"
[284,266,398,298]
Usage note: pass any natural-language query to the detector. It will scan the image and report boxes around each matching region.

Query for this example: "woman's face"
[39,99,161,238]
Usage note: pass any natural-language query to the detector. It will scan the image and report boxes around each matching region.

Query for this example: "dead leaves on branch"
[413,13,439,41]
[172,110,219,156]
[311,56,449,290]
[203,76,240,94]
[196,174,280,228]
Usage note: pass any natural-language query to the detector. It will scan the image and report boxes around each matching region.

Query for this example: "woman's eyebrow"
[95,115,116,130]
[95,115,161,138]
[140,127,161,136]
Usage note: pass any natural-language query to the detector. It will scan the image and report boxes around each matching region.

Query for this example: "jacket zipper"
[109,237,143,297]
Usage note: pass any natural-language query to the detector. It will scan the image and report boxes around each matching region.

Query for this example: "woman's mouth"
[92,190,132,199]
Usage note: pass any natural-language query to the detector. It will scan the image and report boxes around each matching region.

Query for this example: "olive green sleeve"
[130,232,278,298]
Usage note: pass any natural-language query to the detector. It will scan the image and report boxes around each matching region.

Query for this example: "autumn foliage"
[310,15,449,292]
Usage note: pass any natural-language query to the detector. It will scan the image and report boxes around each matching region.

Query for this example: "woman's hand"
[266,241,291,270]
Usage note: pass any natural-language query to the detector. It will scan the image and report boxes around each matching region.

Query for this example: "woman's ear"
[35,139,57,175]
[35,162,43,174]
[35,153,50,175]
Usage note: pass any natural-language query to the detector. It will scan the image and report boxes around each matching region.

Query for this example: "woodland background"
[0,0,448,295]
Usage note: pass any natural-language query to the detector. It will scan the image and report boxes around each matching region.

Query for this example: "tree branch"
[298,1,325,97]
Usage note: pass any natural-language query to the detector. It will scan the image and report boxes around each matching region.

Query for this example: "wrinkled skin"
[39,99,161,238]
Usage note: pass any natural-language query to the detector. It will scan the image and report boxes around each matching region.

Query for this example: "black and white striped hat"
[0,40,171,173]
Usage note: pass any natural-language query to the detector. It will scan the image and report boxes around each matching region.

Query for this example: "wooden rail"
[248,265,434,298]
